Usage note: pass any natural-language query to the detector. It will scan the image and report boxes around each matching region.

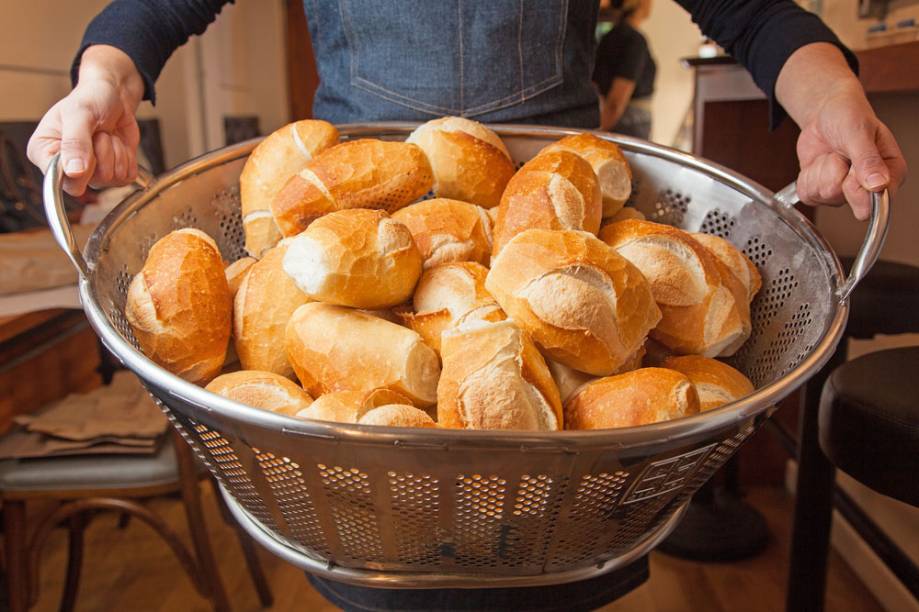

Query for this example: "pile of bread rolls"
[125,117,760,432]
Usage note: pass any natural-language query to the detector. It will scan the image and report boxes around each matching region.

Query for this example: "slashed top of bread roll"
[283,208,422,309]
[271,139,433,236]
[240,120,338,256]
[662,355,754,411]
[401,261,506,354]
[565,367,701,429]
[125,229,231,384]
[600,219,747,357]
[205,370,313,417]
[296,388,413,423]
[407,116,514,208]
[486,228,661,376]
[358,404,437,428]
[286,303,441,406]
[691,232,762,301]
[492,150,603,257]
[438,318,563,431]
[391,198,493,269]
[542,133,632,217]
[224,257,256,299]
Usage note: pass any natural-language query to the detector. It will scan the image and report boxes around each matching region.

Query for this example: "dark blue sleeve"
[675,0,859,128]
[71,0,233,104]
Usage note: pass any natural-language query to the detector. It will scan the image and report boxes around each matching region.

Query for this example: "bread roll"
[547,359,596,405]
[391,198,493,269]
[282,208,422,309]
[486,229,660,376]
[600,220,747,357]
[542,133,632,217]
[406,116,514,208]
[358,405,437,428]
[206,370,313,416]
[603,206,645,224]
[286,303,440,406]
[271,139,433,236]
[126,229,231,383]
[225,257,256,298]
[296,388,413,423]
[662,355,754,411]
[240,120,338,256]
[234,244,310,377]
[438,319,562,431]
[400,262,505,354]
[492,151,602,257]
[691,232,762,300]
[565,368,701,429]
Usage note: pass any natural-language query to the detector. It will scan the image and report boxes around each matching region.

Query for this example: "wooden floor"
[26,485,881,612]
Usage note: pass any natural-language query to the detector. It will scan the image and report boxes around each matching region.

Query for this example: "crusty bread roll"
[603,206,645,224]
[358,405,437,428]
[286,303,441,406]
[438,319,563,431]
[205,370,313,416]
[282,208,422,309]
[296,388,413,423]
[391,198,493,269]
[400,262,505,354]
[126,229,231,384]
[234,244,310,377]
[406,116,515,208]
[542,133,632,217]
[600,220,747,357]
[240,120,338,256]
[547,359,596,405]
[486,229,660,376]
[565,367,701,429]
[691,232,762,301]
[662,355,754,411]
[224,257,256,298]
[492,151,602,257]
[271,139,433,236]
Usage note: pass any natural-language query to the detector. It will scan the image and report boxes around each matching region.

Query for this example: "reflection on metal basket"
[43,123,888,589]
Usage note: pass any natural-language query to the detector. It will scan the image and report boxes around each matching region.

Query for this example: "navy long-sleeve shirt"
[73,0,857,128]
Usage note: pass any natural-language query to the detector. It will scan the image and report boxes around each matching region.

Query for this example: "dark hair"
[611,0,640,18]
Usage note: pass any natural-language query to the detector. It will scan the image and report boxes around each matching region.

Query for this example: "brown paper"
[0,225,95,295]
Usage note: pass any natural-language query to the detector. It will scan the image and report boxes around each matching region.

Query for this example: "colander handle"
[43,153,154,278]
[773,182,890,302]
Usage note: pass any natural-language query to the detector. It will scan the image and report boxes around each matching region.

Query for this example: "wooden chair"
[0,430,273,612]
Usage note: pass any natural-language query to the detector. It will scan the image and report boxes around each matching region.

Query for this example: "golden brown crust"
[270,139,434,236]
[285,303,441,406]
[282,208,422,309]
[125,230,231,384]
[391,198,493,269]
[602,207,645,225]
[661,355,754,411]
[542,133,632,217]
[224,257,256,299]
[407,117,515,207]
[358,404,437,428]
[205,370,313,416]
[492,151,602,257]
[437,319,562,431]
[233,245,310,378]
[486,228,660,376]
[565,367,701,429]
[691,232,762,300]
[296,388,413,423]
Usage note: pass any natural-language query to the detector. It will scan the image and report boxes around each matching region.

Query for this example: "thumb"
[59,105,96,179]
[843,123,889,193]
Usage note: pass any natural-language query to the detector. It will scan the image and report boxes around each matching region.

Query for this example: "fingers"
[842,167,871,221]
[842,121,891,193]
[59,105,97,195]
[92,132,114,186]
[796,152,850,207]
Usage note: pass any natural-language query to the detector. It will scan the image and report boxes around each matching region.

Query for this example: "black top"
[594,21,656,100]
[73,0,857,128]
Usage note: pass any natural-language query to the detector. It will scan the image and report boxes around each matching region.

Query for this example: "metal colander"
[43,123,888,588]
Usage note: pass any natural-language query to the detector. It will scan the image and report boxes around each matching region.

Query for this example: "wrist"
[78,45,144,108]
[776,42,862,128]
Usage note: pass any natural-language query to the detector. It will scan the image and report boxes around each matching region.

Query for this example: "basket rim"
[81,122,849,450]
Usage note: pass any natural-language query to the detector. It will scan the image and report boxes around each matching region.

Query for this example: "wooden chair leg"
[173,432,231,612]
[59,514,85,612]
[3,499,28,612]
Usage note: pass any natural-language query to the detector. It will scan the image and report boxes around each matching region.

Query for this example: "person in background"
[594,0,656,138]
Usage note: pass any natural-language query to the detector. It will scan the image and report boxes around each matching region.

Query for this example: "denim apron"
[303,0,601,128]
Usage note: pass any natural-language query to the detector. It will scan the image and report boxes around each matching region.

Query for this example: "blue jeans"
[306,557,649,611]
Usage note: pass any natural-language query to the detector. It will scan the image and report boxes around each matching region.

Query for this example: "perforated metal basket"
[43,123,888,588]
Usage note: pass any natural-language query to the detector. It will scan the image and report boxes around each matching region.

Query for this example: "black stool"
[786,259,919,611]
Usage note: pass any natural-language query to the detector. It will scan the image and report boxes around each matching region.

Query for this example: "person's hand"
[776,43,906,220]
[27,45,144,197]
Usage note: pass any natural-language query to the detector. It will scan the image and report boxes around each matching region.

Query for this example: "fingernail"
[65,159,85,174]
[865,173,887,190]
